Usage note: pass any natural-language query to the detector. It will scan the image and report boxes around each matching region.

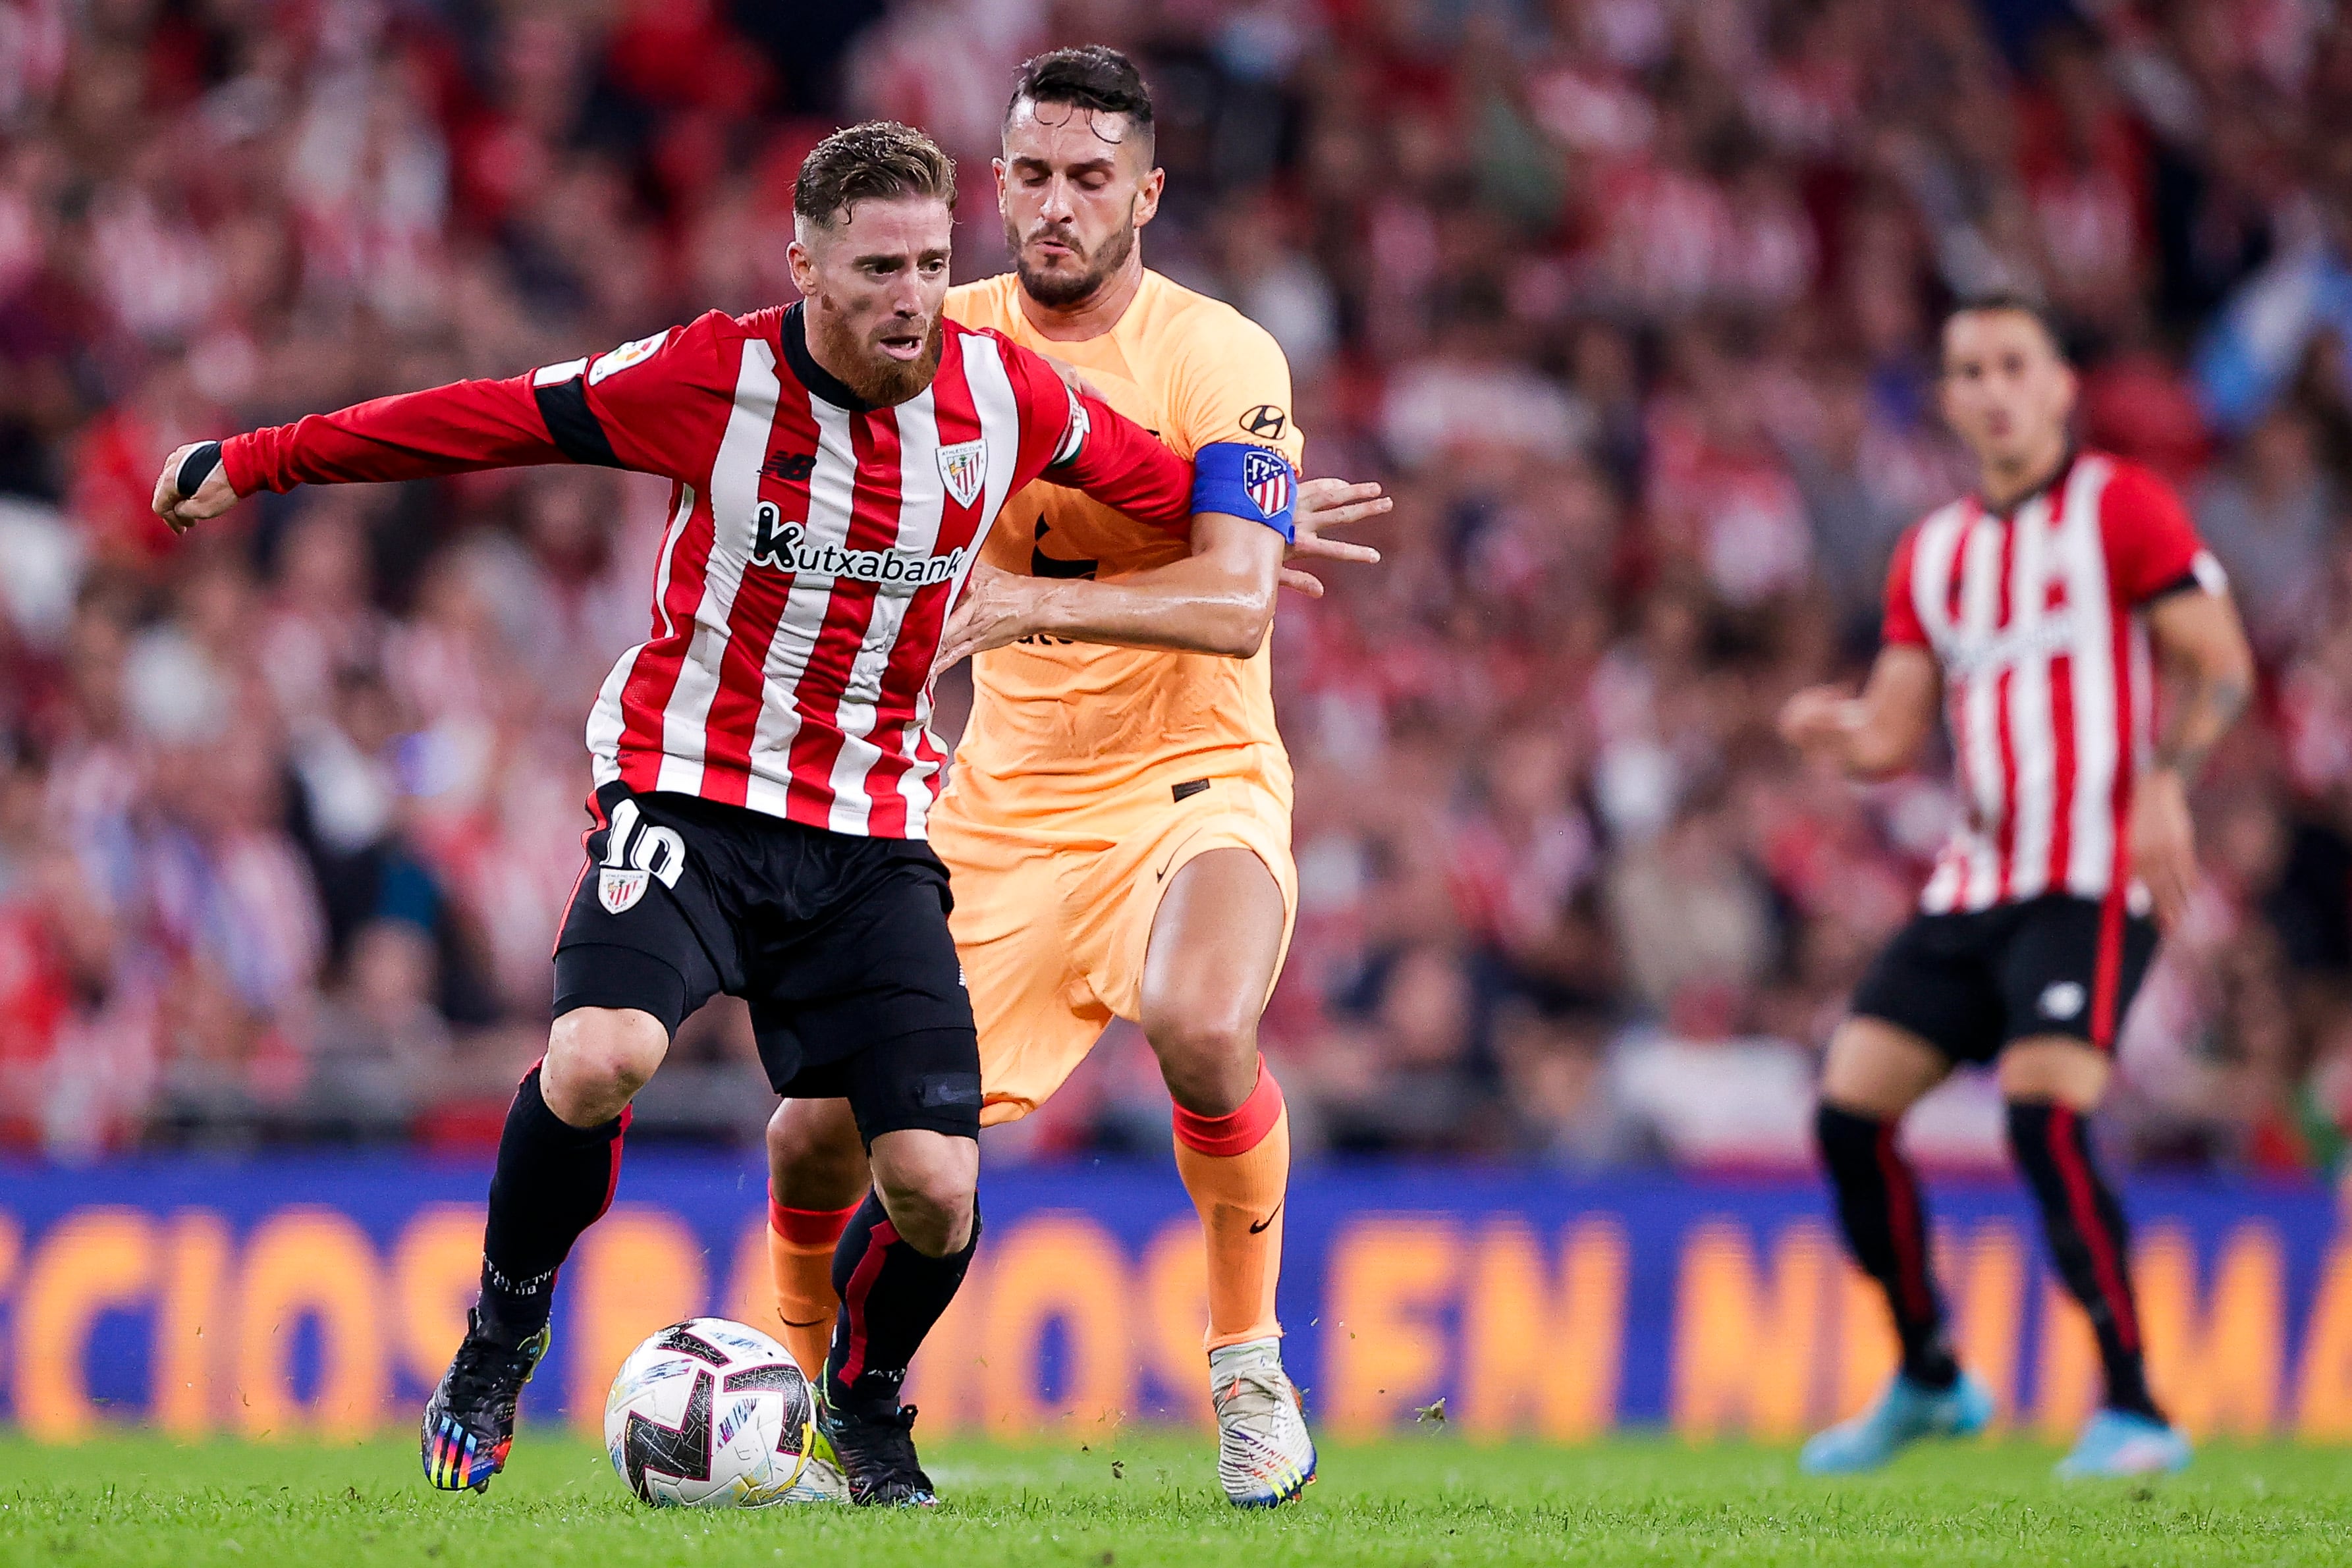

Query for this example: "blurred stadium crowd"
[3,0,2351,1174]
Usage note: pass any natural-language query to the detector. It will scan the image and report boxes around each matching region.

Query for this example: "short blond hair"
[794,121,956,229]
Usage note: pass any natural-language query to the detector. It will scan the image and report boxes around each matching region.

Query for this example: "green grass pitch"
[0,1431,2345,1566]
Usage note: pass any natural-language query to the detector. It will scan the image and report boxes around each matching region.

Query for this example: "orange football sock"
[1171,1059,1290,1351]
[768,1194,860,1377]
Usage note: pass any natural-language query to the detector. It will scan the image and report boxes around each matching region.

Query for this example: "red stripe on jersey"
[616,489,721,792]
[1946,684,1972,910]
[1939,516,1979,909]
[782,405,908,828]
[1990,519,2020,900]
[1992,669,2019,901]
[1944,506,1973,625]
[2046,651,2077,893]
[860,344,989,836]
[698,371,820,803]
[2102,597,2137,919]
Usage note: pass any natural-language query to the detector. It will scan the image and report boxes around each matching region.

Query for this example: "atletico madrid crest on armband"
[1242,448,1292,518]
[937,439,987,509]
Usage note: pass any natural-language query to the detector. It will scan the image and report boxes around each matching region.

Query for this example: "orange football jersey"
[944,269,1304,815]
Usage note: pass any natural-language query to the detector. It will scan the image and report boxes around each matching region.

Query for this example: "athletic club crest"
[599,865,651,915]
[1242,448,1292,518]
[937,439,987,509]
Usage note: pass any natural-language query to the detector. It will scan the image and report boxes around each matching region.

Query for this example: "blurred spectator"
[2194,404,2338,655]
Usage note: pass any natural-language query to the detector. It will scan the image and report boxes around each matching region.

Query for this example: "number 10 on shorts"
[599,798,688,915]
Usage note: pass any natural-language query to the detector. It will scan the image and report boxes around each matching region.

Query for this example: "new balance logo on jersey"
[750,502,968,590]
[598,798,688,914]
[763,449,815,483]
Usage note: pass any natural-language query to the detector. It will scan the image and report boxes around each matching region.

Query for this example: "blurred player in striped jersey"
[763,48,1386,1507]
[1780,295,2253,1478]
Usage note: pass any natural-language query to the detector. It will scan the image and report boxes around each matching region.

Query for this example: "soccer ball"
[604,1318,847,1507]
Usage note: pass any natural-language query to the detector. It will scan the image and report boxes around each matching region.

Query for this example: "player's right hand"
[151,441,240,533]
[933,561,1049,677]
[1281,477,1388,597]
[1778,684,1862,758]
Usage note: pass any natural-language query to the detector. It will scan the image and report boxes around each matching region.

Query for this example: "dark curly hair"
[1005,45,1155,158]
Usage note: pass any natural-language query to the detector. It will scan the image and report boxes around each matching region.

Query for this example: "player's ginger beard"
[809,304,945,408]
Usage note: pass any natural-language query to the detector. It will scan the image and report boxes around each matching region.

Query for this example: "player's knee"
[544,1007,669,1123]
[1145,1012,1259,1116]
[765,1100,867,1206]
[869,1131,977,1257]
[1997,1037,2109,1108]
[1819,1017,1946,1120]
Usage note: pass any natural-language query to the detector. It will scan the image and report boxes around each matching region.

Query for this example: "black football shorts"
[553,782,980,1143]
[1850,893,2158,1065]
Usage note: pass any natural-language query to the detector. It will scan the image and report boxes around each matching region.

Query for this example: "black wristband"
[175,441,224,498]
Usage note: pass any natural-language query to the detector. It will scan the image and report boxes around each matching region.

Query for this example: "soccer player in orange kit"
[762,47,1382,1506]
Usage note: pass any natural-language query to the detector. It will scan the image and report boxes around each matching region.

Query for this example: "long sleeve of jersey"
[987,337,1193,535]
[1053,387,1196,533]
[220,313,738,495]
[220,372,568,493]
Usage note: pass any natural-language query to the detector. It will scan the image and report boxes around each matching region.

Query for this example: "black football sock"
[2006,1098,2164,1422]
[1816,1102,1959,1390]
[825,1189,981,1416]
[477,1065,629,1343]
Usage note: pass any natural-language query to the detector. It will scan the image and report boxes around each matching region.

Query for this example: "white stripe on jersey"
[1907,500,1969,645]
[2004,489,2057,901]
[1955,516,2007,909]
[744,396,863,817]
[657,340,782,794]
[587,482,696,787]
[826,388,943,835]
[2059,459,2117,898]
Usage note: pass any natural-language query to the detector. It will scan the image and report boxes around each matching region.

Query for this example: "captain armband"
[1190,441,1296,542]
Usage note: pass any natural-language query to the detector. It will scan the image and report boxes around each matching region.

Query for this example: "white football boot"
[1210,1338,1317,1507]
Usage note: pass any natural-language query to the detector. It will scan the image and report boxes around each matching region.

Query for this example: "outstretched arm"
[154,318,728,533]
[1778,644,1942,778]
[152,372,576,531]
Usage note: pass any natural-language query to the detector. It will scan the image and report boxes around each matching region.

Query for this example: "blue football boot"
[2055,1409,2192,1478]
[1799,1370,1995,1474]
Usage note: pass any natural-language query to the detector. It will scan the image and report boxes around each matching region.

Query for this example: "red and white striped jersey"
[1882,451,2218,915]
[223,304,1196,838]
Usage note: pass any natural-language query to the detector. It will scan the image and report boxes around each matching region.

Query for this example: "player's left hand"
[933,562,1047,676]
[1281,477,1388,598]
[1040,354,1106,403]
[2128,767,2199,931]
[151,441,240,533]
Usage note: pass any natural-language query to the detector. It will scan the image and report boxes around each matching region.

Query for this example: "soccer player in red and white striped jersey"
[151,122,1310,1505]
[1780,296,2253,1478]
